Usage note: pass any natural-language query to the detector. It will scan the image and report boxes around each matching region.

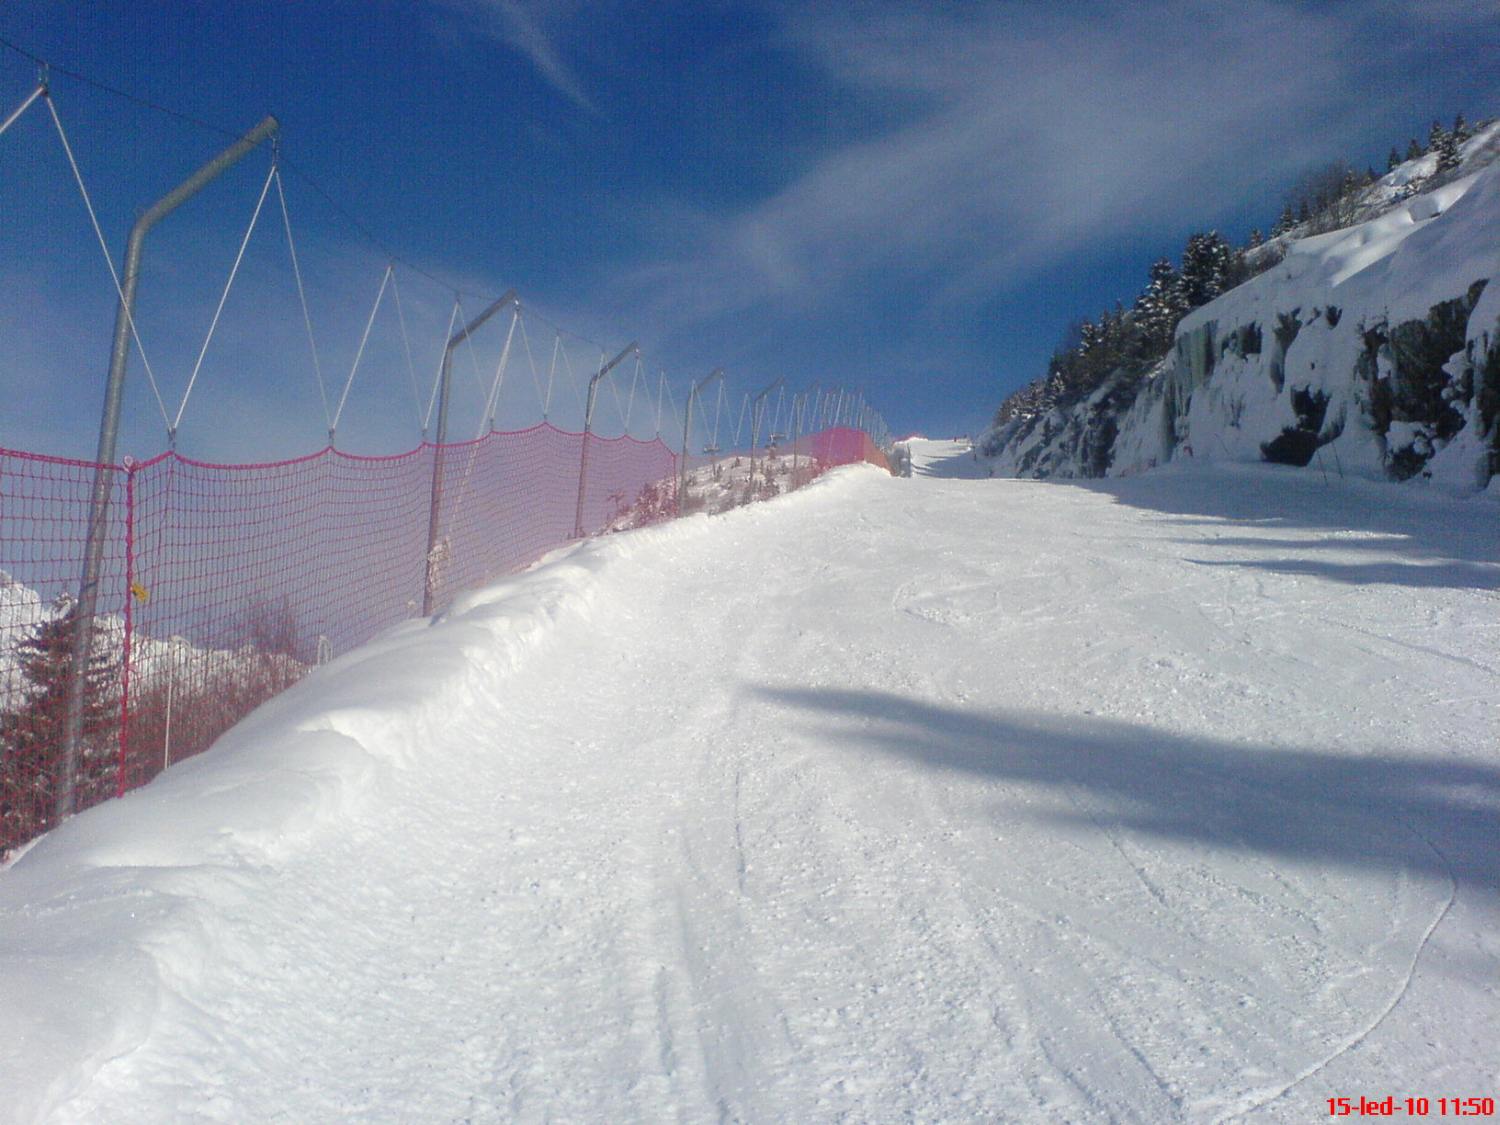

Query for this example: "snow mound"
[0,523,647,1120]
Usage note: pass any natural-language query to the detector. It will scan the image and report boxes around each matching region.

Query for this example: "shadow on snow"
[1061,465,1499,593]
[757,685,1500,895]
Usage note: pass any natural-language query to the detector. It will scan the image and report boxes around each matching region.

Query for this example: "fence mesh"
[1,423,885,856]
[678,427,891,515]
[0,449,128,849]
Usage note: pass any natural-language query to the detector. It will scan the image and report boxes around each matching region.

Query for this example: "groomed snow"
[2,442,1497,1123]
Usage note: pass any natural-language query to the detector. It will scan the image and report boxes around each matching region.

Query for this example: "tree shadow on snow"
[757,685,1500,895]
[911,446,994,480]
[1182,554,1500,591]
[1069,466,1500,593]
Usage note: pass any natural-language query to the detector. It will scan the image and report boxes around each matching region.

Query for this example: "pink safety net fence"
[811,427,891,472]
[1,423,883,855]
[676,426,892,516]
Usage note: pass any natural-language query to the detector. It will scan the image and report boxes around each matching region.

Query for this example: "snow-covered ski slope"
[2,441,1497,1123]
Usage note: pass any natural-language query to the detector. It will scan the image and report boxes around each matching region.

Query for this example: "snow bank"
[0,466,880,1123]
[0,527,658,1120]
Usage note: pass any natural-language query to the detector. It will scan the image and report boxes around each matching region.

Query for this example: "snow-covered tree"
[1430,119,1460,172]
[1,601,120,852]
[1133,258,1186,353]
[1179,231,1232,309]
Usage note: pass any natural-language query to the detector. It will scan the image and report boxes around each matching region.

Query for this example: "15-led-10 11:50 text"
[1328,1096,1495,1117]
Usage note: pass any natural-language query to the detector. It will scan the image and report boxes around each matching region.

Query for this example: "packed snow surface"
[2,441,1498,1123]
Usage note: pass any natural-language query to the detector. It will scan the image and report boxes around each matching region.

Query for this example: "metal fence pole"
[791,393,803,482]
[573,342,636,539]
[59,115,278,822]
[748,377,784,487]
[680,380,695,504]
[679,367,723,509]
[423,290,516,616]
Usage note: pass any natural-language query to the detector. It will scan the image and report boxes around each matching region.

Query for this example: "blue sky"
[2,1,1497,461]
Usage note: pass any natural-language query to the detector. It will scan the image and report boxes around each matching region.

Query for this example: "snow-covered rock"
[984,121,1500,494]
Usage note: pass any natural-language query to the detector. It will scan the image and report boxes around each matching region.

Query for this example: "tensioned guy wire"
[477,306,519,438]
[0,33,639,354]
[0,82,44,137]
[331,264,393,438]
[41,92,171,431]
[2,35,894,453]
[518,312,548,423]
[174,158,278,438]
[389,270,425,433]
[274,167,331,431]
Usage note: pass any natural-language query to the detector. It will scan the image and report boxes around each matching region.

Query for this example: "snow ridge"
[0,522,659,1121]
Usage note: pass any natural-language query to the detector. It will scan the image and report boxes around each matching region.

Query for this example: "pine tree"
[1247,228,1264,249]
[1431,118,1460,172]
[1405,137,1423,161]
[1452,112,1470,143]
[1179,231,1233,309]
[1133,257,1187,354]
[1271,204,1297,237]
[1386,147,1401,172]
[0,602,119,852]
[1297,198,1312,224]
[1077,319,1100,357]
[1223,247,1251,290]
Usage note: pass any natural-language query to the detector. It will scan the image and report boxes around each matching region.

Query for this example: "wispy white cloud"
[436,0,597,113]
[622,0,1492,329]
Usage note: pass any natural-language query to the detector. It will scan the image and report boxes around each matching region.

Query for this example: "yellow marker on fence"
[130,582,149,603]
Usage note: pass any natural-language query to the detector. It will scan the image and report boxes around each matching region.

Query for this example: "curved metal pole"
[423,289,517,615]
[791,393,804,481]
[749,377,785,483]
[573,342,637,538]
[680,367,724,505]
[60,115,278,821]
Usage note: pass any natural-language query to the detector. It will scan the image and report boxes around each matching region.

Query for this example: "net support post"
[59,114,278,822]
[572,342,636,539]
[748,377,784,486]
[422,289,516,616]
[679,367,723,511]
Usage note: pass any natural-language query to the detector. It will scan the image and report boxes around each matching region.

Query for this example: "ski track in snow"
[2,440,1497,1123]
